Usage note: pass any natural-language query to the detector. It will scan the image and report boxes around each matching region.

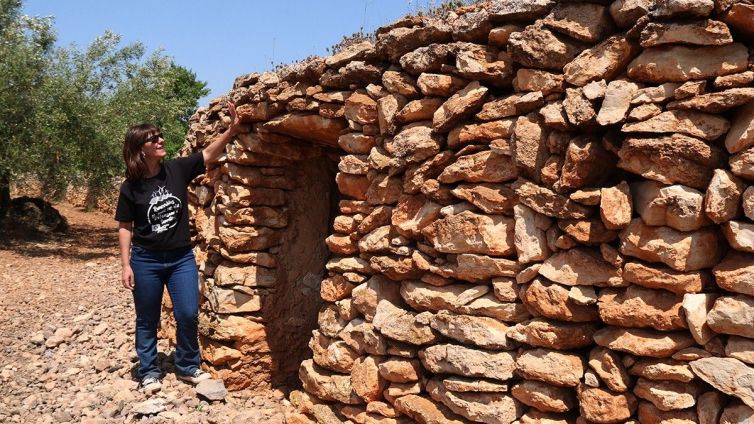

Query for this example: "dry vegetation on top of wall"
[178,0,754,422]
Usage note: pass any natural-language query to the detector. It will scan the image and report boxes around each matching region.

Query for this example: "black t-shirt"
[115,152,205,251]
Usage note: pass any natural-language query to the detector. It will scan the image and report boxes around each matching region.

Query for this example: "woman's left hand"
[227,100,241,135]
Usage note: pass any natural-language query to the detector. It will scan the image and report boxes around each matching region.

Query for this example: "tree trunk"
[0,171,10,220]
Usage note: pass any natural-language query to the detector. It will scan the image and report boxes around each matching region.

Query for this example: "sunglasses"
[143,133,163,144]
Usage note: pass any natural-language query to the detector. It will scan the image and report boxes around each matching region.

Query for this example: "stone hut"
[169,0,754,422]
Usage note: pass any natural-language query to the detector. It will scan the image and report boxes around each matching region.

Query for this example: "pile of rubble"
[178,0,754,422]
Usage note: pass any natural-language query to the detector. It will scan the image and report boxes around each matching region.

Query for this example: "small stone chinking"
[170,0,754,422]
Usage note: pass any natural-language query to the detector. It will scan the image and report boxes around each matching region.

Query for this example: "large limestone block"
[340,319,388,355]
[627,43,748,82]
[513,69,565,95]
[417,72,468,97]
[454,294,531,323]
[621,110,730,141]
[309,331,360,374]
[514,204,551,264]
[704,169,744,224]
[609,0,653,28]
[618,134,725,189]
[597,80,640,125]
[516,348,585,387]
[727,336,754,365]
[299,359,361,404]
[372,300,440,345]
[623,261,709,294]
[512,113,549,182]
[559,135,616,190]
[539,248,623,287]
[508,23,586,72]
[629,358,694,383]
[378,357,422,383]
[351,356,386,403]
[723,220,754,253]
[558,218,617,245]
[619,219,724,271]
[438,150,518,184]
[577,385,638,424]
[450,183,516,214]
[336,173,370,200]
[521,278,600,322]
[404,151,454,194]
[476,93,544,121]
[639,19,733,47]
[376,22,452,62]
[652,0,714,18]
[426,253,521,283]
[588,347,631,393]
[513,179,593,219]
[598,286,686,331]
[731,147,754,180]
[487,0,554,20]
[422,210,515,256]
[393,394,465,424]
[707,295,754,338]
[391,194,442,238]
[632,181,709,231]
[720,402,754,424]
[542,2,614,43]
[400,280,488,312]
[259,113,347,147]
[223,163,295,189]
[385,124,443,164]
[454,43,514,87]
[723,2,754,38]
[682,293,718,345]
[593,327,696,357]
[419,344,517,381]
[634,378,702,412]
[691,357,754,409]
[508,318,597,350]
[213,261,277,287]
[218,183,286,207]
[352,275,403,321]
[205,284,264,314]
[637,401,699,424]
[427,379,524,424]
[670,88,754,114]
[511,380,577,413]
[600,181,632,230]
[433,81,488,133]
[563,36,638,87]
[714,251,754,297]
[429,310,514,350]
[448,119,516,148]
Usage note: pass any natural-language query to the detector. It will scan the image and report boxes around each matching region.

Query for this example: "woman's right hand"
[122,265,135,290]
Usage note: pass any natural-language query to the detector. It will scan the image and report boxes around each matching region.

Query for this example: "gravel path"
[0,203,293,423]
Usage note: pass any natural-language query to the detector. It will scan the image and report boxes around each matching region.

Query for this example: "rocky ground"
[0,202,294,423]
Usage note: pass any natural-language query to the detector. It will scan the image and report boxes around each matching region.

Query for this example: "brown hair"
[123,123,159,181]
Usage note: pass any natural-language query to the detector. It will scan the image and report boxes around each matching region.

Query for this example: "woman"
[115,101,240,393]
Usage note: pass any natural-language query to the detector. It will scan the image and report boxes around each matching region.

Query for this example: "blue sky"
[23,0,424,105]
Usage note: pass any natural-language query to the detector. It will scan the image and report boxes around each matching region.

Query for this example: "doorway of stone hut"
[169,127,344,392]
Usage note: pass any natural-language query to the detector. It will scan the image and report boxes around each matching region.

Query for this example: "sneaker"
[141,376,162,394]
[178,369,211,384]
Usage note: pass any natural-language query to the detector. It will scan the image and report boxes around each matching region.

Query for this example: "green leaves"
[0,3,208,208]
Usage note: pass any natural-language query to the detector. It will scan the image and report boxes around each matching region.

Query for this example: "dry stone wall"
[178,0,754,422]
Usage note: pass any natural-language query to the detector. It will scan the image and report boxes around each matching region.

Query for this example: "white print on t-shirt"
[147,186,181,234]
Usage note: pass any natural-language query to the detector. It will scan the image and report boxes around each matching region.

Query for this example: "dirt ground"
[0,202,293,423]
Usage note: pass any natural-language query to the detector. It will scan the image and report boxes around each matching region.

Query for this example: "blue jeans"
[130,245,201,379]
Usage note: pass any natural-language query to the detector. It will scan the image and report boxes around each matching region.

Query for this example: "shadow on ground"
[0,202,117,261]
